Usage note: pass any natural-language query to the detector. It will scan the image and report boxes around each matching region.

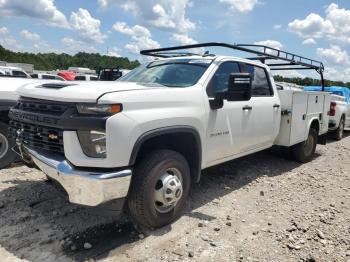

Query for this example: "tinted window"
[75,76,86,81]
[42,75,56,79]
[12,70,28,78]
[244,65,272,96]
[207,62,240,97]
[31,74,38,78]
[90,76,98,81]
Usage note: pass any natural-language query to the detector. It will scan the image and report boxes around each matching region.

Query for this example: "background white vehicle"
[9,43,331,229]
[0,66,31,78]
[30,73,65,81]
[305,86,350,140]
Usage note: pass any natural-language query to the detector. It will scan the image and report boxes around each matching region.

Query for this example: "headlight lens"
[77,130,107,158]
[77,104,122,115]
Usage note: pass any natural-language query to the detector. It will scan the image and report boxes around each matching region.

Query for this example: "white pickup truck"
[305,86,350,140]
[329,94,350,140]
[8,43,331,229]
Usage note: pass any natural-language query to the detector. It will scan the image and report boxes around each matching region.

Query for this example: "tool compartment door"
[307,93,325,114]
[290,92,308,145]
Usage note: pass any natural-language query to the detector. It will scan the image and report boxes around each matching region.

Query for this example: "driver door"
[205,61,251,164]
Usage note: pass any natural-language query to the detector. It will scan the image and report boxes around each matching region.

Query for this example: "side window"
[75,76,86,81]
[244,64,273,96]
[42,75,55,79]
[12,70,28,78]
[207,62,240,97]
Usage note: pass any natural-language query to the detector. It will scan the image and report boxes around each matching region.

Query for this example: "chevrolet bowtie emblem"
[48,134,58,140]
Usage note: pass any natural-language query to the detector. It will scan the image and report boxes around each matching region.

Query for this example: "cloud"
[254,40,283,50]
[323,66,350,82]
[0,26,9,34]
[99,0,195,33]
[113,22,151,38]
[288,3,350,43]
[20,29,40,41]
[113,22,160,54]
[61,37,98,53]
[70,8,106,43]
[219,0,258,13]
[107,47,121,57]
[317,45,349,65]
[302,38,316,45]
[171,33,197,45]
[273,24,282,30]
[0,0,69,28]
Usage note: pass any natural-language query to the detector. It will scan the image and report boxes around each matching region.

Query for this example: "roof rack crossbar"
[140,42,324,72]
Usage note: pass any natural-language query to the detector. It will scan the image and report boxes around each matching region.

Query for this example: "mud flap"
[318,134,327,145]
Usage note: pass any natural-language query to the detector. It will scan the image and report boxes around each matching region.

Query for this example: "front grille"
[9,98,72,154]
[14,98,70,116]
[9,120,64,153]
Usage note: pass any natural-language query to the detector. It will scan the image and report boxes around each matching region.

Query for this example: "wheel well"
[0,110,9,124]
[310,119,320,134]
[131,131,202,183]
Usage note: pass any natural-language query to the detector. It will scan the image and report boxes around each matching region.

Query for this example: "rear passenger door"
[239,63,280,152]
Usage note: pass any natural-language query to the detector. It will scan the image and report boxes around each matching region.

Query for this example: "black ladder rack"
[140,42,325,90]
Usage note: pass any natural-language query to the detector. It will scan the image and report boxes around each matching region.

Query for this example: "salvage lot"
[0,135,349,262]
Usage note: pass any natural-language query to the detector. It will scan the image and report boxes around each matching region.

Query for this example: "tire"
[127,150,191,229]
[0,122,17,169]
[292,128,318,163]
[332,117,345,141]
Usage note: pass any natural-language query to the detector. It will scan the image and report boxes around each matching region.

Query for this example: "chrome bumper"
[26,147,132,206]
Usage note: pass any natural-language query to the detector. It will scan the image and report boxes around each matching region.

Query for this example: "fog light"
[77,130,107,158]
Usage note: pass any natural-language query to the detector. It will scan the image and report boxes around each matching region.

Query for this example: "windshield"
[119,59,212,87]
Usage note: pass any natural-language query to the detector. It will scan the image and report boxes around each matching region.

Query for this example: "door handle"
[242,105,252,111]
[273,104,280,108]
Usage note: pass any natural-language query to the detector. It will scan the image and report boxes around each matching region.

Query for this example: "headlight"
[77,104,122,115]
[77,130,107,158]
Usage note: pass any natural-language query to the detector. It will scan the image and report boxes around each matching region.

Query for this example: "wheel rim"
[0,133,9,159]
[303,133,314,157]
[154,168,183,213]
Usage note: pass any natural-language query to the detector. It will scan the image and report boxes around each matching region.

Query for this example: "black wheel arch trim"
[129,125,202,182]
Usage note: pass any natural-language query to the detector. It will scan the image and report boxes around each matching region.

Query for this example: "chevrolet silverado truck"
[8,43,331,229]
[305,86,350,140]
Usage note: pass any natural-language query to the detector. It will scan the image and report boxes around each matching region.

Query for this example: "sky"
[1,0,350,81]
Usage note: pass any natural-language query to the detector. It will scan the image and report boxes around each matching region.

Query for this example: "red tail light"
[329,102,336,116]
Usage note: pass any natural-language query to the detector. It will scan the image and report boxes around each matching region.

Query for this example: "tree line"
[0,45,140,71]
[273,75,350,89]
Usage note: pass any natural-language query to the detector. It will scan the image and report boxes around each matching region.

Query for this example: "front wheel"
[0,122,17,169]
[127,150,191,229]
[292,128,318,163]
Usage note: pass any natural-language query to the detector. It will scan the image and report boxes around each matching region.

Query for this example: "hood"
[16,81,165,103]
[0,78,59,101]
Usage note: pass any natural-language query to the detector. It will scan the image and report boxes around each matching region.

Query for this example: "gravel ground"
[0,134,349,262]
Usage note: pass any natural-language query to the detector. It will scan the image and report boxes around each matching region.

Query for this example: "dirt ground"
[0,134,350,262]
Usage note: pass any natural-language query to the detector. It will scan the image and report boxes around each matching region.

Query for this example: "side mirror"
[209,73,252,110]
[217,73,252,101]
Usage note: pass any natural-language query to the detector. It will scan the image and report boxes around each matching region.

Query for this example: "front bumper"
[26,147,132,206]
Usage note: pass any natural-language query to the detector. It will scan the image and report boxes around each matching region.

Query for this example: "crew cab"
[8,43,331,229]
[305,86,350,140]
